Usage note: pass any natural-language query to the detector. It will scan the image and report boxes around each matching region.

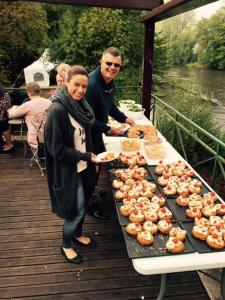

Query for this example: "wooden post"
[142,21,155,119]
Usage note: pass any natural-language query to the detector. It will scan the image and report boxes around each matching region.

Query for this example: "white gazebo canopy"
[24,49,54,87]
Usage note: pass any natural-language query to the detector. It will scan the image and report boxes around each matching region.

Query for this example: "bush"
[156,80,225,163]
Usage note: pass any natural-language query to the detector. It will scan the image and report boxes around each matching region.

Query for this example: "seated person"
[9,89,28,106]
[56,74,64,87]
[8,82,51,148]
[56,63,70,84]
[0,85,13,152]
[49,64,71,99]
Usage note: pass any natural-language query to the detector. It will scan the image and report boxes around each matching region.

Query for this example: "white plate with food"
[96,151,119,163]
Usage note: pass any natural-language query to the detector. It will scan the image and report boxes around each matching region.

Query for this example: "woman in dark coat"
[44,65,97,264]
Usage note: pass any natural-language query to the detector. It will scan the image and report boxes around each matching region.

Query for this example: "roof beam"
[15,0,162,10]
[141,0,219,23]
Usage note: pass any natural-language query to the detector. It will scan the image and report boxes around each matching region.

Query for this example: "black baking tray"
[121,222,196,259]
[114,201,131,225]
[166,198,223,222]
[114,200,176,225]
[105,159,129,169]
[165,198,192,222]
[107,167,153,183]
[106,157,149,169]
[181,221,225,253]
[146,165,161,181]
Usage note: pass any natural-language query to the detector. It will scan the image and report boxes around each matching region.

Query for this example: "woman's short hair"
[67,65,89,81]
[26,82,41,96]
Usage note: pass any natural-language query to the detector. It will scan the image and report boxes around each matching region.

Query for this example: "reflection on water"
[167,65,225,105]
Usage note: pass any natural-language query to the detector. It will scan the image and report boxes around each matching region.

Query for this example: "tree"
[196,7,225,70]
[47,6,168,91]
[0,1,48,84]
[153,32,169,89]
[77,8,145,86]
[159,11,197,65]
[47,6,85,64]
[42,3,67,40]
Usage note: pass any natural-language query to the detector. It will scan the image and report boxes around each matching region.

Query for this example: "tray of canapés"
[181,214,225,253]
[122,221,195,259]
[108,165,153,184]
[114,194,175,226]
[110,165,195,257]
[145,160,225,252]
[146,160,221,222]
[147,160,209,198]
[165,191,222,222]
[110,165,175,226]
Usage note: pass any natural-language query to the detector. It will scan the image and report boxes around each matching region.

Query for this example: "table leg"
[221,269,225,300]
[157,274,167,300]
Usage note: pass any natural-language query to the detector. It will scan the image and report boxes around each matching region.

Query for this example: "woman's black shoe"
[61,247,82,264]
[87,204,109,220]
[72,237,96,249]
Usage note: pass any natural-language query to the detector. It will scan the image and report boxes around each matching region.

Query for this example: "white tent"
[24,49,54,87]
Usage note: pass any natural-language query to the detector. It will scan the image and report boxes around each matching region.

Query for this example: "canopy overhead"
[14,0,162,10]
[141,0,219,23]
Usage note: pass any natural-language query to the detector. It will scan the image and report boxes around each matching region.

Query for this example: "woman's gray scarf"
[52,85,95,129]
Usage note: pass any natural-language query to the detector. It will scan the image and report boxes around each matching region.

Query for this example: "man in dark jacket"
[85,47,135,219]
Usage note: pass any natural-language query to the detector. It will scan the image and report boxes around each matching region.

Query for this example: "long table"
[103,115,225,300]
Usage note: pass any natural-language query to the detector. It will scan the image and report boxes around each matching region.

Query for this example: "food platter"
[96,151,119,163]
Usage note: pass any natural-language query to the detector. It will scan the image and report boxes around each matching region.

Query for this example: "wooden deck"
[0,142,210,300]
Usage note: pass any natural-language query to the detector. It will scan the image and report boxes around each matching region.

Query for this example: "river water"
[166,65,225,129]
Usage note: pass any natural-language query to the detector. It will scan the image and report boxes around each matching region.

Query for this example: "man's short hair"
[26,82,41,96]
[102,47,121,57]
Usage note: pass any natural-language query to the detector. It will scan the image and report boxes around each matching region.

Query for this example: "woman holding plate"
[45,65,98,264]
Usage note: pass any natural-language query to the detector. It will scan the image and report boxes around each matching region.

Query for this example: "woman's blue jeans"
[62,174,86,248]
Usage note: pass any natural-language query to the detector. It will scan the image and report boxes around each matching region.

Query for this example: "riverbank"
[165,65,225,132]
[166,65,225,105]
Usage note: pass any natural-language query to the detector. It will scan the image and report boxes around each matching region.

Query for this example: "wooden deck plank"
[0,142,210,299]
